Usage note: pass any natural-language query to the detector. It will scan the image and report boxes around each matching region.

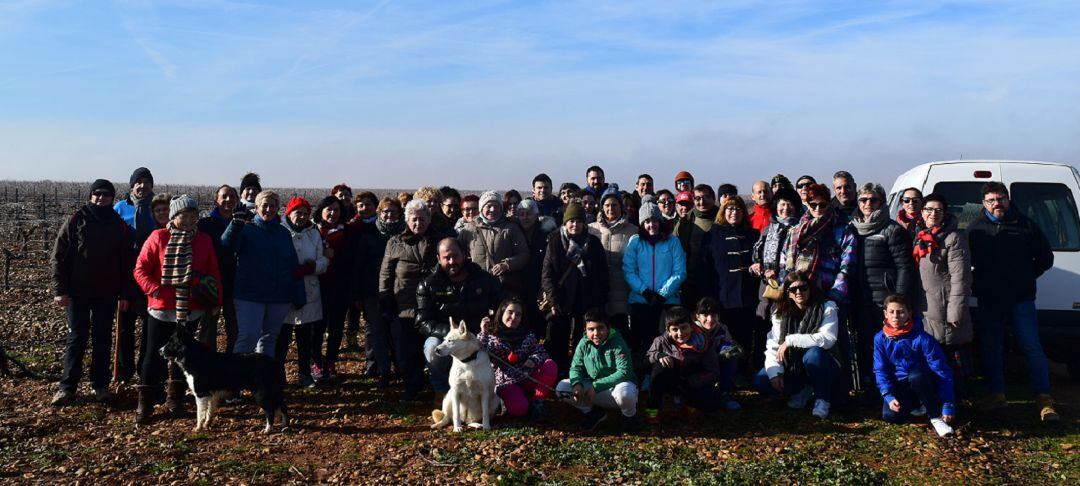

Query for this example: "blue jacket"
[222,215,305,305]
[622,233,686,305]
[113,196,156,245]
[873,318,955,416]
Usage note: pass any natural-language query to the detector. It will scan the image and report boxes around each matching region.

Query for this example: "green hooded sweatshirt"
[569,329,637,392]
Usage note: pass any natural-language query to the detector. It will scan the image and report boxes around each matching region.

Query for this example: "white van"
[888,160,1080,377]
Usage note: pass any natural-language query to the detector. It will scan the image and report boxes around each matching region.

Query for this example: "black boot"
[164,380,186,416]
[135,386,156,424]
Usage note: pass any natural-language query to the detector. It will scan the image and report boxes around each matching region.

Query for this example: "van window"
[1010,183,1080,251]
[930,182,985,230]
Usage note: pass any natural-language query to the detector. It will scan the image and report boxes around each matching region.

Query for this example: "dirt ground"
[1,255,1077,485]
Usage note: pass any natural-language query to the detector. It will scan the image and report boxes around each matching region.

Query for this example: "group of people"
[49,164,1060,437]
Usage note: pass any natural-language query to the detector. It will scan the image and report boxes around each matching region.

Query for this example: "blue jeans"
[754,346,839,402]
[881,370,943,423]
[233,299,290,359]
[424,337,452,394]
[976,300,1050,395]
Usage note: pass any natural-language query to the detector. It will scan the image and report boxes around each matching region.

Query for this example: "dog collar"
[460,351,480,363]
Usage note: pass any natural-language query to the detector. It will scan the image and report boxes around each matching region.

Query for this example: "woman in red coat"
[133,195,222,424]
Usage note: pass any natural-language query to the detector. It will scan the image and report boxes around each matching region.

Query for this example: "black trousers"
[276,322,314,378]
[312,293,347,370]
[647,366,721,412]
[629,304,670,363]
[545,313,585,377]
[390,315,425,395]
[718,306,766,373]
[60,296,116,392]
[117,296,147,382]
[140,315,200,388]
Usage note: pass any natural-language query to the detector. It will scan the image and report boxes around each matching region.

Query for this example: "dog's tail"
[430,396,452,429]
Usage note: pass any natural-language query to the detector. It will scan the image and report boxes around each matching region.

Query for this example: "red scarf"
[896,210,923,232]
[912,224,942,263]
[882,318,914,338]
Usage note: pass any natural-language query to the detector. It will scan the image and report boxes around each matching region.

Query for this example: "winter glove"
[292,262,316,279]
[642,289,664,306]
[719,342,744,361]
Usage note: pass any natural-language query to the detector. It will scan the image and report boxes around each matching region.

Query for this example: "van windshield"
[1011,183,1080,251]
[932,181,1080,251]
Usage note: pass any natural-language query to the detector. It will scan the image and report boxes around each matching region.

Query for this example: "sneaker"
[528,401,547,421]
[581,407,607,431]
[643,408,661,425]
[930,417,954,437]
[811,399,830,419]
[1037,394,1060,422]
[298,374,316,388]
[311,363,326,381]
[671,394,682,406]
[910,405,927,417]
[51,389,76,407]
[788,386,813,410]
[979,393,1007,411]
[681,404,701,419]
[92,387,114,403]
[621,414,643,434]
[640,375,651,393]
[720,394,742,411]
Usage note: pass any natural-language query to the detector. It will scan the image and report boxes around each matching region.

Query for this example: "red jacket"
[134,228,223,311]
[750,203,772,232]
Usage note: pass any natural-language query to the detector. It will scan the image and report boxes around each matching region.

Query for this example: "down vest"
[589,218,638,316]
[622,233,686,305]
[916,216,973,345]
[850,217,915,306]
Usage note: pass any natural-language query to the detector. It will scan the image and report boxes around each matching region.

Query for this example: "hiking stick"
[112,300,123,382]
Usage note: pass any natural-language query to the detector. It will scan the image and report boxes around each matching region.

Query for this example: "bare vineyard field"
[0,180,1077,484]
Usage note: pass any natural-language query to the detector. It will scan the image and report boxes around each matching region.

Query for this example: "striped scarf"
[162,224,195,323]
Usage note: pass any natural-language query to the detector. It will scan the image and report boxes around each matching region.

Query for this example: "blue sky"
[2,0,1079,191]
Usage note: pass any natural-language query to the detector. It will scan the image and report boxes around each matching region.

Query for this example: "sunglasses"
[658,199,672,205]
[787,285,808,294]
[91,191,114,198]
[922,207,945,214]
[807,202,827,210]
[901,197,922,204]
[858,197,880,204]
[796,182,813,189]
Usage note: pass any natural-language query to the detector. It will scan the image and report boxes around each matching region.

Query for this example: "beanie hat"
[771,173,791,187]
[563,202,585,224]
[717,183,738,199]
[129,167,153,188]
[240,172,262,194]
[169,194,198,220]
[89,179,116,197]
[675,171,694,185]
[600,187,622,208]
[676,191,693,205]
[285,196,311,216]
[639,201,662,222]
[479,190,502,211]
[518,199,539,215]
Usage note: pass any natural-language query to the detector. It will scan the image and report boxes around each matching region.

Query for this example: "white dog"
[431,320,501,432]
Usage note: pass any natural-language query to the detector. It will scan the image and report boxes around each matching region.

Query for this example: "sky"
[1,0,1079,192]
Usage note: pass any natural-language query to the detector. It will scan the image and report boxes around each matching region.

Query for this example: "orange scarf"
[882,319,914,339]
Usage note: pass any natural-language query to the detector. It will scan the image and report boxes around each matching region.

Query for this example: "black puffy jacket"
[851,217,915,306]
[415,261,505,339]
[968,209,1054,304]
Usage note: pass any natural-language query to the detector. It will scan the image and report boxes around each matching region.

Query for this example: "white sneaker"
[787,386,813,409]
[910,405,927,417]
[930,418,954,437]
[811,399,830,419]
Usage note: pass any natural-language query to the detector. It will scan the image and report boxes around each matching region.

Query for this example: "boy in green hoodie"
[555,311,641,432]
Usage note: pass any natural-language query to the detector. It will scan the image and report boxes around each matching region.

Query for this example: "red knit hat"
[675,171,694,185]
[286,196,311,215]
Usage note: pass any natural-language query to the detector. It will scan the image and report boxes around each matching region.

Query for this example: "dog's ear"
[458,320,468,334]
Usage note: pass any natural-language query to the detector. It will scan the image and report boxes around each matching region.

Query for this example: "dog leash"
[484,350,574,400]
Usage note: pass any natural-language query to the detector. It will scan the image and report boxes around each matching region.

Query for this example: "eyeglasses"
[901,197,922,204]
[807,202,827,210]
[91,191,114,198]
[693,196,710,201]
[858,197,879,204]
[984,197,1007,204]
[787,285,808,294]
[796,182,812,189]
[723,206,740,212]
[922,207,945,215]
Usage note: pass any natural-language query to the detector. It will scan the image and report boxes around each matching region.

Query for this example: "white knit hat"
[169,194,198,220]
[479,190,502,211]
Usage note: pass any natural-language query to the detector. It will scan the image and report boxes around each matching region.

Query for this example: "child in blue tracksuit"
[874,294,956,437]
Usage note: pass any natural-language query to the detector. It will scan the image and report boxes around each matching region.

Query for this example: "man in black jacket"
[967,181,1058,421]
[416,237,504,396]
[196,184,239,352]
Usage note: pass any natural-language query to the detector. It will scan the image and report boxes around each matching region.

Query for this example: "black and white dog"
[159,328,289,434]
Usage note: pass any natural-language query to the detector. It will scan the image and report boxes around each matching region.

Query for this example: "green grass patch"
[528,440,715,483]
[144,460,181,475]
[714,450,887,485]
